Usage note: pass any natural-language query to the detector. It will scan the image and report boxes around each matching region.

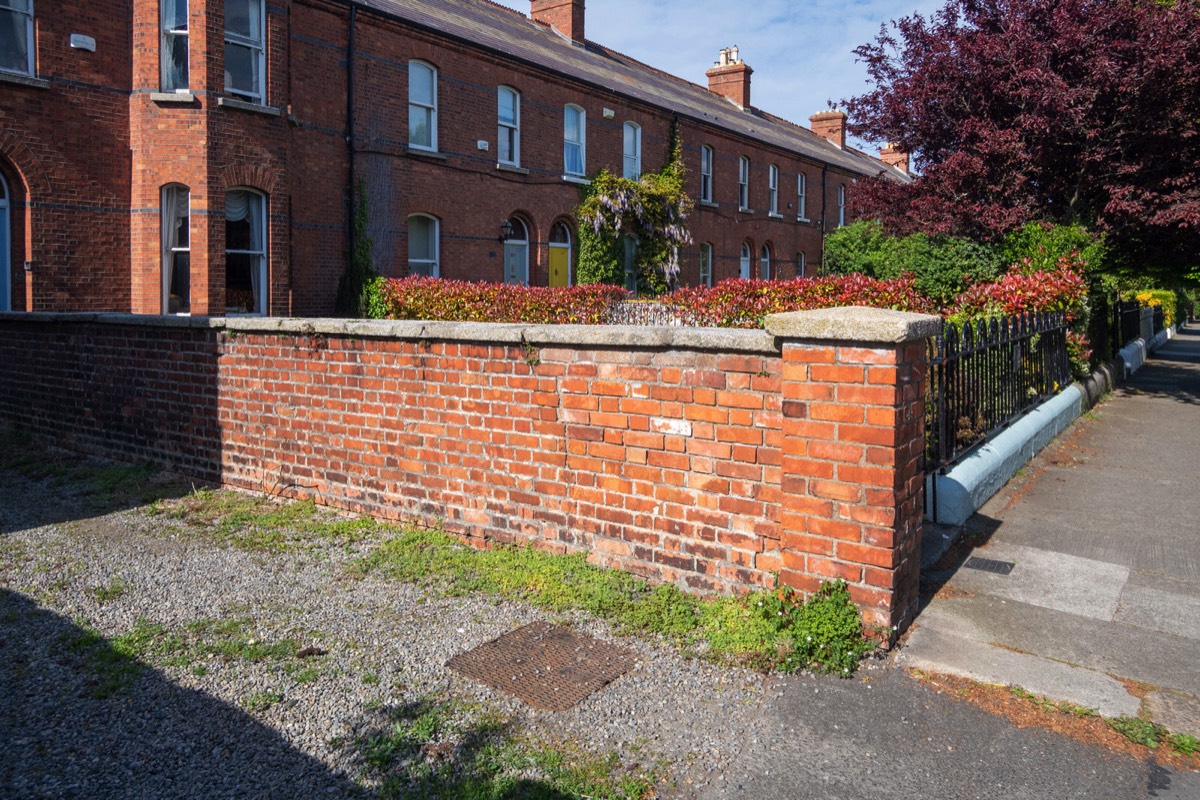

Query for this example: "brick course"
[0,310,934,632]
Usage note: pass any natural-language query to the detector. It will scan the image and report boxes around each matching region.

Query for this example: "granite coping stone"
[764,306,942,343]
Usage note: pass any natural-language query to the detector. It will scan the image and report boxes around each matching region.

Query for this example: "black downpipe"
[347,4,358,264]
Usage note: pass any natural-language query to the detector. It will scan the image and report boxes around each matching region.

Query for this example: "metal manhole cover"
[446,622,636,712]
[964,556,1016,575]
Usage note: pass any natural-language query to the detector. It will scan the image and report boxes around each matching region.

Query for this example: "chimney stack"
[706,46,753,110]
[810,110,848,149]
[530,0,586,44]
[880,143,910,174]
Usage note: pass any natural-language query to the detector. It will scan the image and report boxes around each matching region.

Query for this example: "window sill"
[406,147,449,161]
[497,163,529,175]
[738,207,755,214]
[797,217,812,224]
[768,212,784,219]
[151,91,197,104]
[217,97,281,116]
[562,174,591,185]
[0,71,50,90]
[699,200,719,209]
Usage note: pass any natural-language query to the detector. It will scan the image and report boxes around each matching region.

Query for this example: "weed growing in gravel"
[1010,686,1098,717]
[1168,733,1199,758]
[90,579,130,604]
[154,489,385,552]
[66,625,147,699]
[244,689,284,713]
[348,697,656,799]
[354,529,877,675]
[1108,716,1168,748]
[0,439,171,511]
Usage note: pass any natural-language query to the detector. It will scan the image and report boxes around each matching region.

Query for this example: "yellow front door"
[549,245,569,287]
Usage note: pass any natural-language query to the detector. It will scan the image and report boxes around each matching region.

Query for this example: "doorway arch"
[503,216,530,285]
[548,221,572,287]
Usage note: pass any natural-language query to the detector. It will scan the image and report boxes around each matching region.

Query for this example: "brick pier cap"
[763,306,942,343]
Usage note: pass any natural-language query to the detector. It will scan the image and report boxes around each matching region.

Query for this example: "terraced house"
[0,0,909,316]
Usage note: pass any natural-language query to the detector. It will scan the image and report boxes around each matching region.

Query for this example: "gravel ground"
[0,451,824,799]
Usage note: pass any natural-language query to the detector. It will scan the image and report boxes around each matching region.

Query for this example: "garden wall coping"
[764,306,941,343]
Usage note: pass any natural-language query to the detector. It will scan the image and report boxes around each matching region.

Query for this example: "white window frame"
[407,214,440,278]
[797,172,808,220]
[738,157,750,210]
[161,0,189,91]
[497,85,520,167]
[797,251,806,279]
[408,60,438,152]
[1,0,35,77]
[224,0,266,103]
[760,244,771,280]
[739,242,751,279]
[699,242,713,287]
[838,183,847,227]
[623,122,641,180]
[700,145,713,203]
[161,184,191,314]
[564,104,586,177]
[0,172,10,312]
[225,188,267,316]
[768,165,779,215]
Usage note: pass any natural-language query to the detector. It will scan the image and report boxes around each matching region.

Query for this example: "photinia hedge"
[664,274,936,328]
[366,277,629,325]
[947,256,1088,325]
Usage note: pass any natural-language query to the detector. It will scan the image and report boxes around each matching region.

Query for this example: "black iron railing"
[927,312,1074,475]
[1114,300,1142,351]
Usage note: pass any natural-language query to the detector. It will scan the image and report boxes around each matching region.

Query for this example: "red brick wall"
[0,312,931,630]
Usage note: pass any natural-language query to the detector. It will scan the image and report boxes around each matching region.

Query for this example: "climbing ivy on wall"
[335,180,377,317]
[576,119,694,296]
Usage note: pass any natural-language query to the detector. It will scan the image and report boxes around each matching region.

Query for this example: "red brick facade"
[0,310,936,631]
[0,0,900,316]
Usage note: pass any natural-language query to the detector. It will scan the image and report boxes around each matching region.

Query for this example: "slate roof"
[357,0,906,180]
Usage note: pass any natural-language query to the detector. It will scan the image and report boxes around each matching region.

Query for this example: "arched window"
[549,221,572,287]
[0,172,10,312]
[409,61,438,151]
[623,122,641,180]
[760,244,772,280]
[497,86,520,167]
[225,0,265,102]
[797,251,807,279]
[739,242,751,279]
[502,217,529,285]
[161,184,190,314]
[564,105,586,176]
[225,188,267,315]
[699,242,713,287]
[0,0,35,77]
[407,214,439,277]
[838,184,847,227]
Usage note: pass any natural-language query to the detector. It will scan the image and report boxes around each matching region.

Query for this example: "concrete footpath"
[900,324,1200,736]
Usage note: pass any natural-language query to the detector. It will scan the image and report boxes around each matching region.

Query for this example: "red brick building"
[0,0,906,316]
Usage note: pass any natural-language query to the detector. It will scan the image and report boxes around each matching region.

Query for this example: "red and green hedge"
[366,277,628,325]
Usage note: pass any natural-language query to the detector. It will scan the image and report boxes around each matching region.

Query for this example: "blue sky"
[488,0,946,152]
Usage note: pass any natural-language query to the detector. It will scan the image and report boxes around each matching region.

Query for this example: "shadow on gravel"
[0,589,362,800]
[0,433,199,535]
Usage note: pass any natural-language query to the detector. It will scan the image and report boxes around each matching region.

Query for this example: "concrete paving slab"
[945,542,1129,622]
[1146,691,1200,738]
[1115,582,1200,641]
[912,595,1200,699]
[899,626,1140,719]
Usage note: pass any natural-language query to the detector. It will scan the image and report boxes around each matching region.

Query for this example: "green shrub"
[823,221,1002,304]
[1135,289,1180,328]
[1001,222,1109,276]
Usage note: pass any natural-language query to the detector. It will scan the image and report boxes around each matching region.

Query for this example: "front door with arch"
[0,173,10,312]
[503,217,529,285]
[739,242,751,280]
[548,222,571,287]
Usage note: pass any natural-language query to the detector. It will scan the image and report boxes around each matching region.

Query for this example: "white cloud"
[489,0,945,150]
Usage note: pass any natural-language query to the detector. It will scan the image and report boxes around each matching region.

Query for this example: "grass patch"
[153,489,385,552]
[0,439,171,510]
[349,698,656,799]
[355,528,877,675]
[1107,717,1200,757]
[90,579,130,604]
[245,689,284,713]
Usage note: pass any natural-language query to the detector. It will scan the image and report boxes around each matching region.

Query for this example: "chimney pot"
[880,142,910,174]
[707,47,753,109]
